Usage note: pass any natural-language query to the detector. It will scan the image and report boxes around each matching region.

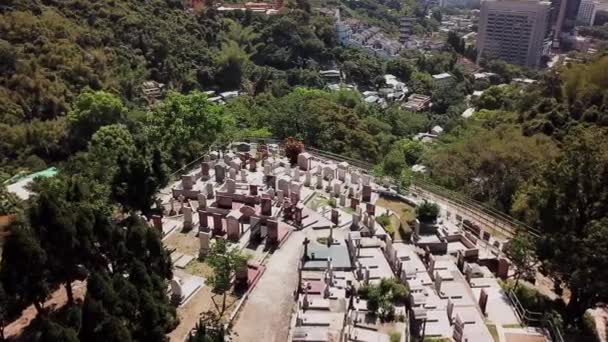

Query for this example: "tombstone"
[348,186,355,197]
[339,193,346,207]
[225,178,235,194]
[212,213,224,235]
[290,191,299,204]
[249,158,257,172]
[199,231,211,258]
[267,219,279,245]
[152,215,163,232]
[434,272,443,295]
[261,196,272,216]
[264,163,272,176]
[351,213,360,229]
[331,209,340,225]
[304,172,312,187]
[479,288,489,316]
[215,164,226,183]
[337,168,346,182]
[201,162,211,180]
[297,152,312,171]
[453,315,465,342]
[362,185,372,202]
[316,175,323,189]
[198,210,208,231]
[197,193,207,210]
[178,195,186,214]
[240,169,247,182]
[170,278,184,305]
[326,257,333,282]
[182,175,194,190]
[229,167,237,180]
[482,231,491,241]
[293,168,300,182]
[235,263,249,290]
[361,174,370,186]
[351,172,360,185]
[447,299,454,322]
[414,219,421,237]
[249,184,258,196]
[464,262,473,283]
[328,225,334,245]
[227,216,240,241]
[333,182,341,197]
[364,267,370,285]
[350,197,359,210]
[366,203,375,216]
[265,175,276,189]
[429,254,436,276]
[203,154,211,162]
[204,184,213,200]
[277,189,284,204]
[183,206,193,230]
[267,188,275,199]
[497,258,510,280]
[217,194,233,209]
[294,205,303,226]
[456,250,465,271]
[367,218,375,233]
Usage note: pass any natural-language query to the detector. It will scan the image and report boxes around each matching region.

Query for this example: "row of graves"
[380,209,549,340]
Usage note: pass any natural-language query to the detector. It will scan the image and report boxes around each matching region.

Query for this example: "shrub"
[416,200,439,223]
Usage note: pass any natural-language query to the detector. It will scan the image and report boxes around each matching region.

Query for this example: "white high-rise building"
[576,0,599,25]
[476,0,550,68]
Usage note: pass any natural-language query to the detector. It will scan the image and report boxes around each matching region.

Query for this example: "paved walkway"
[232,231,303,342]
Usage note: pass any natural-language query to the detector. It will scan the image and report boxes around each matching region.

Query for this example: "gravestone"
[197,193,207,210]
[205,183,215,200]
[331,209,340,225]
[339,193,346,207]
[249,158,257,172]
[226,179,236,194]
[170,278,184,305]
[479,289,489,316]
[361,174,370,186]
[215,164,225,183]
[366,203,375,216]
[267,188,275,199]
[152,215,163,232]
[261,196,272,216]
[362,185,372,202]
[316,175,323,189]
[264,163,272,176]
[277,189,284,204]
[293,168,300,181]
[297,152,311,170]
[434,272,442,294]
[217,194,233,209]
[351,213,360,230]
[201,162,211,180]
[198,210,208,230]
[447,299,454,322]
[497,258,510,280]
[183,206,193,230]
[249,184,258,196]
[304,172,311,187]
[182,175,194,190]
[199,231,211,258]
[229,167,237,180]
[267,219,279,245]
[227,216,240,241]
[240,169,247,182]
[212,213,224,235]
[350,197,360,210]
[333,182,341,197]
[351,172,360,185]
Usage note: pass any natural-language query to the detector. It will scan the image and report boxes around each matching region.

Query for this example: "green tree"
[67,91,127,152]
[416,200,439,223]
[206,239,248,319]
[505,232,538,288]
[87,124,136,182]
[0,225,50,314]
[513,128,608,322]
[385,58,415,81]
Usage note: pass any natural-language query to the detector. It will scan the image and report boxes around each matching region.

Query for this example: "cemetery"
[147,141,554,342]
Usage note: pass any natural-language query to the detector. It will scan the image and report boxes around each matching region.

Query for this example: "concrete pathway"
[232,230,303,342]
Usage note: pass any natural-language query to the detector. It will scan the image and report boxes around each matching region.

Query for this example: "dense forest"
[1,0,608,340]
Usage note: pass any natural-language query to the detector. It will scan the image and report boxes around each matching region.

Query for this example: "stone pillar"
[212,213,223,235]
[215,164,225,183]
[182,175,194,190]
[226,178,236,194]
[249,184,258,196]
[328,224,334,244]
[201,162,211,180]
[362,185,372,202]
[199,231,211,258]
[331,209,340,225]
[198,210,208,231]
[197,193,207,210]
[261,196,272,216]
[316,175,323,189]
[183,206,193,230]
[304,172,311,187]
[205,183,214,199]
[267,219,279,245]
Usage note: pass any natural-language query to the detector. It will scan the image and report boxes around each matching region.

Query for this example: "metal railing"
[507,289,565,342]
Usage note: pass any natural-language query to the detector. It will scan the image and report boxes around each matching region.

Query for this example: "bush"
[327,198,337,208]
[416,200,439,223]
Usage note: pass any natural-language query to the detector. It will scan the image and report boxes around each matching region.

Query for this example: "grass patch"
[486,323,499,342]
[503,323,524,328]
[184,259,214,278]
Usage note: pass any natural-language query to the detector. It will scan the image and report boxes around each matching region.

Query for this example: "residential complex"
[476,0,551,67]
[576,0,599,25]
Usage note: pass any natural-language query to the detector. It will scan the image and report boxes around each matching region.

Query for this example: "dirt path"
[232,231,303,342]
